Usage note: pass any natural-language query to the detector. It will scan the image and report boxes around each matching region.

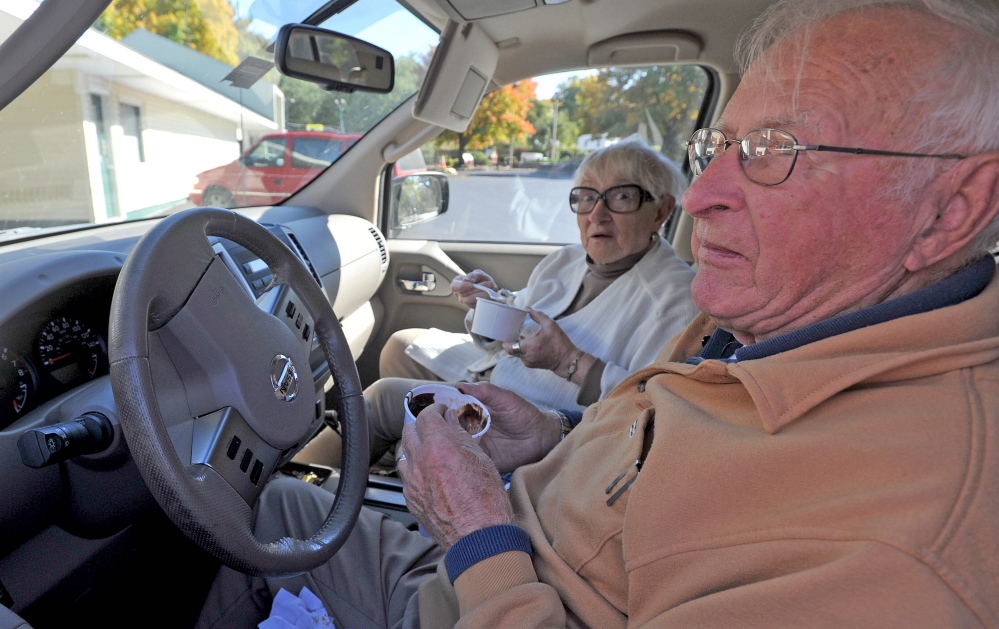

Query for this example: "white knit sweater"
[495,238,697,410]
[409,238,698,412]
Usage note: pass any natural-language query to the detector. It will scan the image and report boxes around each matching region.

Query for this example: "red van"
[189,131,362,208]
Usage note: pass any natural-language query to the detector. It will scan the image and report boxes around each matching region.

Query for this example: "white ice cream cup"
[470,298,528,343]
[403,383,491,438]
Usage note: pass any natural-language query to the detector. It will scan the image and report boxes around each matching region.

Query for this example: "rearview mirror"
[389,172,449,237]
[275,24,394,94]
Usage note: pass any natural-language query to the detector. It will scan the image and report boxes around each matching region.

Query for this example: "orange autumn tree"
[438,79,538,158]
[98,0,240,66]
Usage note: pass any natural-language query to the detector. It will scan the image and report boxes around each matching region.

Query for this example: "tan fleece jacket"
[449,272,999,628]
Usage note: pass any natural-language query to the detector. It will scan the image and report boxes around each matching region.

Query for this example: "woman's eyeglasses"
[686,127,966,186]
[569,185,654,214]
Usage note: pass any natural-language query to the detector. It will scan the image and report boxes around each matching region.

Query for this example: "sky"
[239,0,592,99]
[242,0,437,58]
[534,69,593,99]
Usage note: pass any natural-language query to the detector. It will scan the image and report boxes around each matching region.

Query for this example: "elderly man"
[198,0,999,627]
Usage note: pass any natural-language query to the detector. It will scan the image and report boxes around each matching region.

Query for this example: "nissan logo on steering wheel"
[270,354,299,402]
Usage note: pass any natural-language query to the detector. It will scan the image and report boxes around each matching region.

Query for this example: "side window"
[291,136,345,169]
[245,137,287,168]
[387,65,710,243]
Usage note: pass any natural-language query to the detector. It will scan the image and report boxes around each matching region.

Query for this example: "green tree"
[282,53,425,133]
[236,16,269,60]
[527,98,580,159]
[436,80,538,157]
[556,66,708,162]
[98,0,239,66]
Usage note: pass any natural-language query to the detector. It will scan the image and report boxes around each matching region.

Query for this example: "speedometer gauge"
[37,317,107,385]
[0,347,35,424]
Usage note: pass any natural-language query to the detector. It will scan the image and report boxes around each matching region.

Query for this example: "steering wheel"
[108,208,367,576]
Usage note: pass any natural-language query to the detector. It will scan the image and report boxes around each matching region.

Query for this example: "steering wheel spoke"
[191,407,281,504]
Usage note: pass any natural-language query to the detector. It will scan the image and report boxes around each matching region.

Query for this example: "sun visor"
[412,21,498,132]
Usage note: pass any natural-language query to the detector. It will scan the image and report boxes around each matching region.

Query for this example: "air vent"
[283,229,323,288]
[369,227,389,272]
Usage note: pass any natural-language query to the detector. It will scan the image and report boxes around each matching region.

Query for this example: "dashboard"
[0,206,388,429]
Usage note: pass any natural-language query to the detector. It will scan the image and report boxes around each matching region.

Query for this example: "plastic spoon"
[472,282,505,301]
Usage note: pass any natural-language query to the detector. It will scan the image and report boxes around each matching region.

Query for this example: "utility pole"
[550,94,560,162]
[335,98,346,133]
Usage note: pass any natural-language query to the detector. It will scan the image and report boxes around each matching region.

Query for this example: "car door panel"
[437,243,555,290]
[355,241,555,386]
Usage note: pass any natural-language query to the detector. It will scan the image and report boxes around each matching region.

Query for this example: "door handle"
[273,179,283,184]
[399,272,436,292]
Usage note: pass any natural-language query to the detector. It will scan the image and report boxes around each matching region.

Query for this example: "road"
[395,169,579,244]
[165,168,580,245]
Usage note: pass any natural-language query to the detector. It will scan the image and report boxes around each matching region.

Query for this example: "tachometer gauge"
[37,317,107,385]
[0,347,36,424]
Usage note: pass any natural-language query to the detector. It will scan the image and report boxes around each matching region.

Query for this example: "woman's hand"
[451,269,500,308]
[503,310,578,373]
[455,381,562,472]
[398,403,513,549]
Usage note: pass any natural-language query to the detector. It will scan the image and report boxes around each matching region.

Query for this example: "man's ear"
[904,151,999,272]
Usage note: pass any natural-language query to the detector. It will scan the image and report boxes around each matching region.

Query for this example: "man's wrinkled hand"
[455,382,562,473]
[397,403,513,549]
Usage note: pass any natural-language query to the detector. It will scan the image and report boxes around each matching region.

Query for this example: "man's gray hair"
[573,140,687,206]
[735,0,999,256]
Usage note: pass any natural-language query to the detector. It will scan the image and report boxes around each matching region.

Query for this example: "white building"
[0,0,281,225]
[576,133,621,152]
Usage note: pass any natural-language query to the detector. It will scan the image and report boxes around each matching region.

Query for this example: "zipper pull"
[605,459,640,494]
[605,459,642,506]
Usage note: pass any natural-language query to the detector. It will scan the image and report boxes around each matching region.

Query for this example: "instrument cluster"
[0,282,113,430]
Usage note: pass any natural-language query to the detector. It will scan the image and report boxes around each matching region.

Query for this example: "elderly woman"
[298,141,698,467]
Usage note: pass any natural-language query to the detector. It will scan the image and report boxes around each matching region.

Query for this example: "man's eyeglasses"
[569,185,654,214]
[686,127,967,186]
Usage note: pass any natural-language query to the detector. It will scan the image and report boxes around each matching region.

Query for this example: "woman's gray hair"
[573,140,687,207]
[734,0,999,257]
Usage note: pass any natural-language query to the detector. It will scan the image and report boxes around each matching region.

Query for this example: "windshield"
[0,0,437,238]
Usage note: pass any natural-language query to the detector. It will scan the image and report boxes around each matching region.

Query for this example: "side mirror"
[275,24,394,94]
[388,172,449,237]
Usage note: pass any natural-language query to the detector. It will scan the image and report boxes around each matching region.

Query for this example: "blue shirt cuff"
[444,524,532,583]
[559,409,583,427]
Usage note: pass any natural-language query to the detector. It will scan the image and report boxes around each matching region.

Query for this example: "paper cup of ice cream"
[404,383,490,438]
[470,298,528,343]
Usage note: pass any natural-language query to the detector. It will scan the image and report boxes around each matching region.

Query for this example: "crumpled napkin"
[259,587,336,629]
